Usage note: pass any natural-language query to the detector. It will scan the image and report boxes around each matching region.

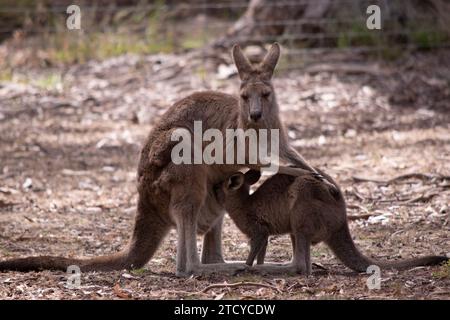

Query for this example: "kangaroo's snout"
[250,110,262,122]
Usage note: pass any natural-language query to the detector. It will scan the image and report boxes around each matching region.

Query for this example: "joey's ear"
[260,42,280,78]
[244,170,261,185]
[226,173,245,191]
[232,44,253,80]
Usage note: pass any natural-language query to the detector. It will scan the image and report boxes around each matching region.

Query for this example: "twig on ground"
[350,188,366,201]
[312,263,328,271]
[347,203,370,213]
[347,213,375,221]
[202,281,281,294]
[352,173,450,185]
[164,281,282,297]
[162,289,203,297]
[403,192,439,204]
[375,192,440,204]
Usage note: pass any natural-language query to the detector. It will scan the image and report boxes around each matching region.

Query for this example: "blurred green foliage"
[432,260,450,279]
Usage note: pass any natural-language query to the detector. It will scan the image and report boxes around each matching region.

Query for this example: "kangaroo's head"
[232,43,281,127]
[214,170,262,207]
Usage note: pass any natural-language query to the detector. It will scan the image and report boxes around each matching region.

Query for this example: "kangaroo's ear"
[260,42,280,78]
[232,44,253,80]
[244,170,261,185]
[226,173,245,191]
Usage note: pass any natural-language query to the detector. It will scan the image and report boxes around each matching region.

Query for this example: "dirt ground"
[0,48,449,300]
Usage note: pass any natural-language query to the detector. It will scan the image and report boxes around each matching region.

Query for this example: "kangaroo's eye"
[262,91,271,98]
[241,94,249,101]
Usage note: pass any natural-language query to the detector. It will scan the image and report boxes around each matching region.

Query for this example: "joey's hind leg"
[246,234,268,266]
[289,234,296,263]
[251,233,311,275]
[291,233,311,275]
[256,237,268,265]
[201,216,225,264]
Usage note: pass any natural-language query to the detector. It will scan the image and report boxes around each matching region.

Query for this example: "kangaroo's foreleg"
[201,215,225,264]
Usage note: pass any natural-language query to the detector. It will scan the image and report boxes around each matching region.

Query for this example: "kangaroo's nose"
[250,111,262,121]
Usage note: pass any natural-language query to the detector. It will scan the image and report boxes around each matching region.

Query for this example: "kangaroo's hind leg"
[246,233,268,266]
[201,215,225,264]
[256,237,268,265]
[170,167,248,276]
[250,233,311,275]
[289,234,296,263]
[291,233,311,275]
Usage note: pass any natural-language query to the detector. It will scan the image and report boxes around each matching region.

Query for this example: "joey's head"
[232,43,281,127]
[215,170,262,208]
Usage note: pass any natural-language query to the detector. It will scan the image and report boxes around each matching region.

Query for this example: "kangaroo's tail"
[0,198,170,272]
[326,224,448,272]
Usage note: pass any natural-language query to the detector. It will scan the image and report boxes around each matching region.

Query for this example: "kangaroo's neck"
[225,190,251,220]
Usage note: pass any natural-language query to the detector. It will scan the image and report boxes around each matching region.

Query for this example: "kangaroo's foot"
[201,253,225,264]
[250,263,310,276]
[177,262,249,277]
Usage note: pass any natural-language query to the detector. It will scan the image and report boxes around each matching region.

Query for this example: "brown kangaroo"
[216,169,448,275]
[0,43,329,276]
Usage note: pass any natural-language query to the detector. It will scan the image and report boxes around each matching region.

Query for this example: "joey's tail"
[326,224,448,272]
[0,198,170,272]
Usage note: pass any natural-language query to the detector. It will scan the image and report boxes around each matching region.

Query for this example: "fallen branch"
[403,192,439,204]
[312,262,328,271]
[350,188,366,201]
[387,173,450,184]
[347,203,370,213]
[347,213,375,221]
[202,281,281,294]
[162,289,201,297]
[352,173,450,185]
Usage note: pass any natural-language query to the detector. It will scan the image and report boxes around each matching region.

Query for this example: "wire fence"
[0,0,449,67]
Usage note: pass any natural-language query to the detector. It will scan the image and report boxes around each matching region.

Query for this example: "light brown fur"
[0,43,328,276]
[217,170,449,275]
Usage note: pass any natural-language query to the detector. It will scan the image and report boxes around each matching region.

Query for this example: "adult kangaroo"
[215,169,448,275]
[0,43,330,276]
